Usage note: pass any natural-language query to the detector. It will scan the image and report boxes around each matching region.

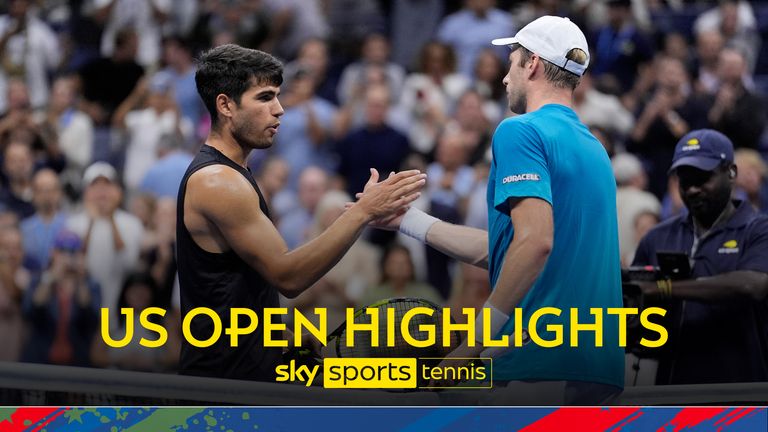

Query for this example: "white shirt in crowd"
[123,108,179,192]
[67,209,144,324]
[0,14,60,111]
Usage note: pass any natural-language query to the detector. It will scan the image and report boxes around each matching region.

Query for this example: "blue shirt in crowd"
[20,212,68,271]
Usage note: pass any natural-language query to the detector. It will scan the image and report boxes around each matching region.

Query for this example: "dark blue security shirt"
[633,200,768,384]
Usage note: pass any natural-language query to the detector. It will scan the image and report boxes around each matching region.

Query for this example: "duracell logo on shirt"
[502,173,541,184]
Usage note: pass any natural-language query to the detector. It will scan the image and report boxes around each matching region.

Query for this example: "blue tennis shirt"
[486,104,624,387]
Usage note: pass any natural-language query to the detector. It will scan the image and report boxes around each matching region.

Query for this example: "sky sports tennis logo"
[502,173,540,184]
[276,357,491,389]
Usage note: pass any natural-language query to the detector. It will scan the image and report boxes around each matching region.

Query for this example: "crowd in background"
[0,0,767,378]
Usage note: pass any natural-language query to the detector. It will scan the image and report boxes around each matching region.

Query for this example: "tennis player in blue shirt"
[366,16,623,404]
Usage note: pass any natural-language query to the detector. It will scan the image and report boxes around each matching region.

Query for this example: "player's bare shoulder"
[183,164,263,253]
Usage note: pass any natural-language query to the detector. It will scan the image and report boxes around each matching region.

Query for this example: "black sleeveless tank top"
[176,144,281,381]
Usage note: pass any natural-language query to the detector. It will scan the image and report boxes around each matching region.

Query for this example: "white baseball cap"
[492,16,590,77]
[83,161,118,185]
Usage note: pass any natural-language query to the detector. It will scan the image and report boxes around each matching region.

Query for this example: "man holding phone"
[633,129,768,385]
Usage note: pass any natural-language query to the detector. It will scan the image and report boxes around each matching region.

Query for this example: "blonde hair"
[735,148,768,178]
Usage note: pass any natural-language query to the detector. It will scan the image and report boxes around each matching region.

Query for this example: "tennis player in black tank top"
[178,45,425,380]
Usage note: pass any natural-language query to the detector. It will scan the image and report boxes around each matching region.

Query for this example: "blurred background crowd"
[0,0,767,377]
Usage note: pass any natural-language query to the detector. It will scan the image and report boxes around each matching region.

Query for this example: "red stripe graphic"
[27,408,68,432]
[658,408,729,432]
[521,408,642,432]
[0,408,60,432]
[715,408,761,431]
[609,410,645,431]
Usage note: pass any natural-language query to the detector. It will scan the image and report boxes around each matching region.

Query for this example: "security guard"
[633,129,768,385]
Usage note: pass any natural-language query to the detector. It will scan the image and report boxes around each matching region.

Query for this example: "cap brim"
[491,37,519,47]
[668,156,722,174]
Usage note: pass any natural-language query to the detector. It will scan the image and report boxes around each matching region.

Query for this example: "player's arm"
[424,221,489,269]
[364,205,489,268]
[192,166,425,298]
[485,197,552,312]
[430,197,552,386]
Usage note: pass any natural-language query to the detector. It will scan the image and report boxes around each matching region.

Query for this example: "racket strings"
[337,299,456,358]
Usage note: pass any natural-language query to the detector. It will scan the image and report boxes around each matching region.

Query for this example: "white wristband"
[399,208,439,243]
[475,300,509,343]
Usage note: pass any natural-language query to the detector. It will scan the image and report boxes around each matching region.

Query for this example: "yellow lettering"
[607,307,638,347]
[101,308,133,348]
[401,307,435,348]
[182,307,222,348]
[139,307,167,348]
[569,308,603,347]
[640,307,668,348]
[264,308,287,348]
[528,307,562,347]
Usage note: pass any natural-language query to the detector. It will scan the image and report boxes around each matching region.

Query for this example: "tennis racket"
[284,297,460,362]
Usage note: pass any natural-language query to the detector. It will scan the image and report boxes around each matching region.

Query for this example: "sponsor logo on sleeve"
[502,173,541,184]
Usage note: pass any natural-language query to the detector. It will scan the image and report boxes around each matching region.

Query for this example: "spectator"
[261,0,329,60]
[660,173,685,220]
[270,66,337,191]
[92,272,179,371]
[113,72,185,193]
[37,75,94,195]
[629,56,711,199]
[336,85,411,199]
[707,48,766,150]
[139,133,193,199]
[399,41,469,154]
[141,197,177,310]
[282,38,338,106]
[0,79,64,173]
[324,0,385,60]
[20,169,68,272]
[633,129,768,385]
[734,149,768,214]
[426,128,476,221]
[0,225,30,306]
[389,0,444,69]
[290,190,380,328]
[0,228,23,361]
[612,153,661,266]
[192,1,270,57]
[160,36,207,142]
[447,90,496,165]
[0,0,61,112]
[337,33,405,106]
[277,166,329,250]
[359,244,441,307]
[66,162,143,323]
[573,73,635,142]
[693,31,725,95]
[79,27,144,127]
[693,0,760,72]
[471,48,507,117]
[591,0,654,94]
[0,141,35,220]
[93,0,171,68]
[21,230,100,366]
[253,156,291,220]
[436,0,514,79]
